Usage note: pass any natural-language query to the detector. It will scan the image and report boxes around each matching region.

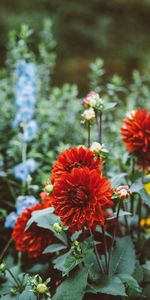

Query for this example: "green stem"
[0,239,13,263]
[138,162,145,240]
[102,226,109,274]
[90,230,105,275]
[122,202,129,234]
[99,111,102,144]
[88,123,91,148]
[6,268,21,289]
[108,201,121,273]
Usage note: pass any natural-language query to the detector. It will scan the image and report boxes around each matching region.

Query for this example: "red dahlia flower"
[52,167,114,232]
[120,108,150,166]
[51,146,103,183]
[12,203,55,258]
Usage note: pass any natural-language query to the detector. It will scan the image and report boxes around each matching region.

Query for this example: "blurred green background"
[0,0,150,92]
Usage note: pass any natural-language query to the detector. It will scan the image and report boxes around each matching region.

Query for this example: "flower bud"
[53,222,62,233]
[126,110,136,120]
[73,240,80,248]
[116,185,130,200]
[83,91,99,108]
[90,142,101,154]
[0,262,6,275]
[36,283,48,294]
[90,142,109,159]
[82,108,95,122]
[44,184,53,194]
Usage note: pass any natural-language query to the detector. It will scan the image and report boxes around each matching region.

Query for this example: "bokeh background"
[1,0,150,92]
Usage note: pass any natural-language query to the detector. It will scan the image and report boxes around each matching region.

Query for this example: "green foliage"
[130,178,150,207]
[87,275,127,297]
[109,236,136,275]
[52,267,89,300]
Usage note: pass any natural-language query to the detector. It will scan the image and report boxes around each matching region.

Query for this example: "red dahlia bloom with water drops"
[120,108,150,166]
[52,167,114,232]
[51,146,103,183]
[12,203,55,258]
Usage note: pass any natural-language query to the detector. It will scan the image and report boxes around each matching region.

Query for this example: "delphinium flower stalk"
[5,60,38,230]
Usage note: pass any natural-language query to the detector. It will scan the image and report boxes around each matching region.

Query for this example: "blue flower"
[13,163,29,181]
[26,158,38,173]
[14,159,37,181]
[16,195,38,215]
[13,107,34,127]
[4,212,18,229]
[19,120,38,142]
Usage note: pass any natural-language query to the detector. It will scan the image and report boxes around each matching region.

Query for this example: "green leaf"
[25,207,55,230]
[43,243,67,254]
[140,188,150,207]
[106,210,131,220]
[110,236,136,275]
[133,261,144,283]
[90,275,127,296]
[130,178,143,193]
[52,267,89,300]
[130,178,150,206]
[111,173,127,188]
[26,207,68,245]
[103,102,117,111]
[118,274,142,297]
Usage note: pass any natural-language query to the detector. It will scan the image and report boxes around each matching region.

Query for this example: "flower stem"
[108,201,121,273]
[88,123,91,148]
[90,230,105,275]
[122,201,129,234]
[102,226,109,274]
[138,162,145,240]
[0,239,13,263]
[6,268,21,289]
[99,111,102,144]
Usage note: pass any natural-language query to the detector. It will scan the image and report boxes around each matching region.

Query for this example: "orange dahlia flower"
[51,146,103,183]
[52,167,114,232]
[120,108,150,166]
[12,203,55,258]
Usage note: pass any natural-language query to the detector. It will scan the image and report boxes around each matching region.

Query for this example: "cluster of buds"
[71,240,83,259]
[90,142,109,159]
[28,275,51,298]
[83,91,104,111]
[52,222,69,233]
[115,185,131,200]
[82,91,104,123]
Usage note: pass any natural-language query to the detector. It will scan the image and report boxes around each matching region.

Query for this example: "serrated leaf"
[43,243,67,254]
[91,275,127,296]
[110,236,136,275]
[52,267,89,300]
[118,274,142,297]
[106,210,131,220]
